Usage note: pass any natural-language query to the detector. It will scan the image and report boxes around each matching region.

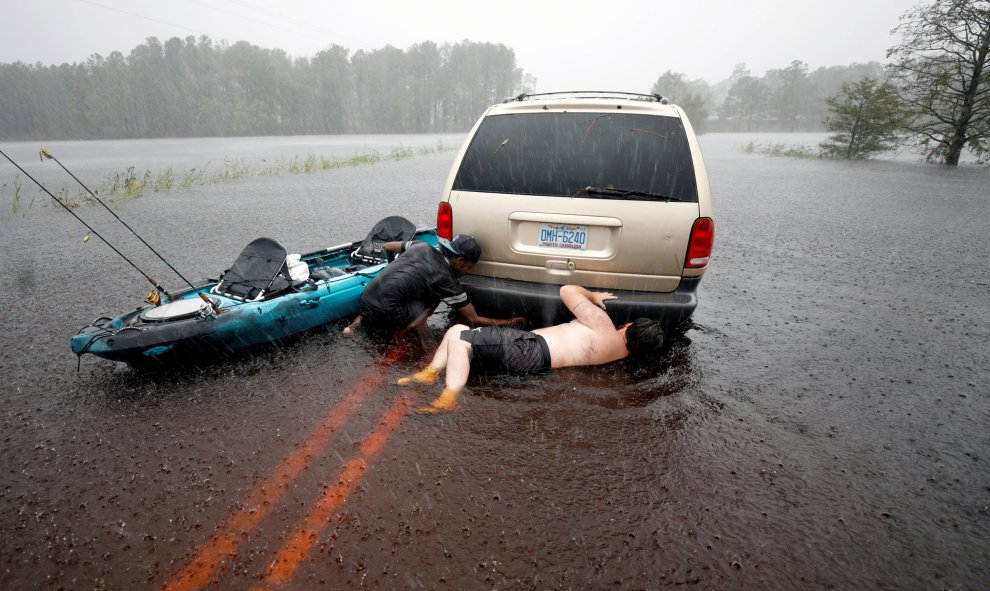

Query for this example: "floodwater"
[1,133,988,590]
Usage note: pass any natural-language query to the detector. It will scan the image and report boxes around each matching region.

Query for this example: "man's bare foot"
[414,402,452,415]
[343,315,362,337]
[396,367,439,386]
[413,388,459,415]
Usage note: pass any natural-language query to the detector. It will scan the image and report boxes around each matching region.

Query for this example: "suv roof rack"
[503,91,669,104]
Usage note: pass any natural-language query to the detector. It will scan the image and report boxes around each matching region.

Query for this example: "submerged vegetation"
[819,78,904,160]
[740,141,820,159]
[1,142,451,218]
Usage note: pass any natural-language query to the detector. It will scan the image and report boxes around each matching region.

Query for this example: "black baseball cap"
[438,234,481,263]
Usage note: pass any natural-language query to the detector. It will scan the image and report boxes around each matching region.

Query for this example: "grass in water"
[0,140,457,215]
[741,141,819,159]
[3,177,25,218]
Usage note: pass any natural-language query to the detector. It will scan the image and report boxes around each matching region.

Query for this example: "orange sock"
[396,366,439,386]
[415,387,460,415]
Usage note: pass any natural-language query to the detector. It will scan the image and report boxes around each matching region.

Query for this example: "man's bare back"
[534,320,628,368]
[531,285,629,368]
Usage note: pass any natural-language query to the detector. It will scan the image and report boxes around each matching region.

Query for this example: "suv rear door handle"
[545,259,575,271]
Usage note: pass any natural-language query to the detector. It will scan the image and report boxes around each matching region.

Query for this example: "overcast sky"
[3,0,920,91]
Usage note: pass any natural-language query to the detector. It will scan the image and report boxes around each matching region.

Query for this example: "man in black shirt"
[343,234,522,341]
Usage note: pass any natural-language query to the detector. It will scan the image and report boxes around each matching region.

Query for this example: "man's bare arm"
[559,285,616,330]
[455,303,525,328]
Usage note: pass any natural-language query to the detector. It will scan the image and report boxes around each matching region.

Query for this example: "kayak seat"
[211,237,290,302]
[350,215,417,266]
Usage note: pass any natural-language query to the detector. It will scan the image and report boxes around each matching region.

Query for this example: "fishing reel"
[198,303,218,319]
[144,290,162,305]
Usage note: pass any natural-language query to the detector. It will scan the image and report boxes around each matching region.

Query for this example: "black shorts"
[459,327,551,374]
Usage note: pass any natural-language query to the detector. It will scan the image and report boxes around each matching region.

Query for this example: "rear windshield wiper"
[582,186,684,202]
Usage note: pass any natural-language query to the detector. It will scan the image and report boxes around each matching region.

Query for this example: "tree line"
[2,0,986,165]
[655,0,989,165]
[0,37,532,140]
[0,37,886,141]
[650,61,890,134]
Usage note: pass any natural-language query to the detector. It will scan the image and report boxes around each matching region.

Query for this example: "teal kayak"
[71,217,434,364]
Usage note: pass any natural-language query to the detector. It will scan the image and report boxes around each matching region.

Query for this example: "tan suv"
[436,91,714,328]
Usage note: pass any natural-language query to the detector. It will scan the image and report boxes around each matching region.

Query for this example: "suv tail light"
[685,217,714,268]
[436,202,453,240]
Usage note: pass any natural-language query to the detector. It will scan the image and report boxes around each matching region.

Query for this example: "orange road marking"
[252,394,410,590]
[163,363,392,591]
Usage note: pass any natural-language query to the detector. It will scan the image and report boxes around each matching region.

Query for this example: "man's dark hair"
[624,318,664,356]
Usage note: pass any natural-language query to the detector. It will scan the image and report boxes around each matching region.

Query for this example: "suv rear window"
[453,111,698,202]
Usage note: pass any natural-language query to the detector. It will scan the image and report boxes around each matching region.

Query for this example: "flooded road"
[1,134,988,590]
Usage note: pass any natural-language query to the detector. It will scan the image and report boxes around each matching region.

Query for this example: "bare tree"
[887,0,990,165]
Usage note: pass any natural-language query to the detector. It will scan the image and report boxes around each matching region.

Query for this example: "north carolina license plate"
[538,224,589,250]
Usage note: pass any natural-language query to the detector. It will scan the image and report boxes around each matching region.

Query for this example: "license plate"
[538,224,589,250]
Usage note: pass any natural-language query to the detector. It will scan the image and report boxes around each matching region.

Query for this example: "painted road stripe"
[252,394,410,590]
[163,362,393,591]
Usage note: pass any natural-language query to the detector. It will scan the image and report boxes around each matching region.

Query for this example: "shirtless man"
[396,284,665,414]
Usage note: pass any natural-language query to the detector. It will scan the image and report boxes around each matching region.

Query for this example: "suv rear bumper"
[460,275,701,329]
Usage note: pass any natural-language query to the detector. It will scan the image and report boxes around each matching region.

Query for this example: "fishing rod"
[39,148,195,289]
[0,147,177,301]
